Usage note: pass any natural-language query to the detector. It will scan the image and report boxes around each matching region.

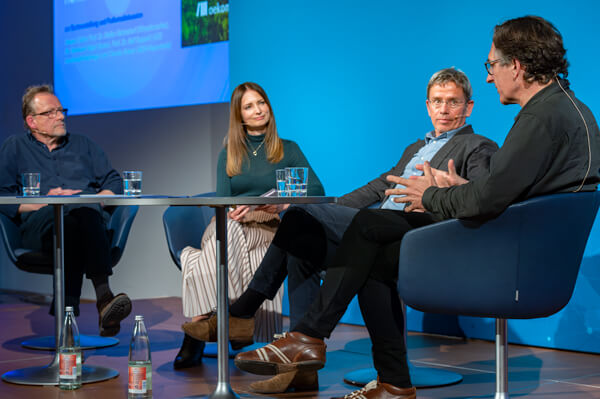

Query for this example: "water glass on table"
[123,171,142,196]
[276,169,289,197]
[286,167,309,197]
[22,172,41,196]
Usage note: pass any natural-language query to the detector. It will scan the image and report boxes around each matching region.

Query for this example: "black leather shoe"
[173,334,206,370]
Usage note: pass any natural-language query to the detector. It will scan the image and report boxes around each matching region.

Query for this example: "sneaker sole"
[234,358,324,375]
[99,295,132,336]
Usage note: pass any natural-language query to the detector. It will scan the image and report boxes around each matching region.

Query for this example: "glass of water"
[22,172,41,196]
[123,171,142,196]
[276,169,288,197]
[285,167,309,197]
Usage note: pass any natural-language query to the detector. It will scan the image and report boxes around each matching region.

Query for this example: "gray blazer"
[337,124,498,209]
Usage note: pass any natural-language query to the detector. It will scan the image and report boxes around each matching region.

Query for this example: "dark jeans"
[248,203,358,328]
[291,209,438,387]
[20,205,112,313]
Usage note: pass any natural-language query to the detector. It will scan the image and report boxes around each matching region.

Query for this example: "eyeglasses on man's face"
[484,58,503,75]
[428,99,465,109]
[31,108,68,119]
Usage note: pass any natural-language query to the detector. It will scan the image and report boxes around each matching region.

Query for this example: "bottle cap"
[65,306,74,312]
[135,315,144,321]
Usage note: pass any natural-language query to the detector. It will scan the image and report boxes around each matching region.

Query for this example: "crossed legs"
[236,208,437,391]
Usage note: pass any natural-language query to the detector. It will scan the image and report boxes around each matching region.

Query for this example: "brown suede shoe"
[234,331,326,375]
[332,380,416,399]
[181,312,254,348]
[249,370,319,393]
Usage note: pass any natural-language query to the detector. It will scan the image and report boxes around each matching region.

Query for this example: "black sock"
[229,288,268,318]
[91,275,113,303]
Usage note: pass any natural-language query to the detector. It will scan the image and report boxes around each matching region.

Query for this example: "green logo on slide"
[182,0,229,47]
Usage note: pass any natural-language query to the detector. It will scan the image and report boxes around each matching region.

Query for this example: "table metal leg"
[184,206,238,399]
[2,204,118,385]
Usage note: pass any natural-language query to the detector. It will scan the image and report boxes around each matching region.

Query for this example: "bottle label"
[128,365,147,394]
[59,353,77,379]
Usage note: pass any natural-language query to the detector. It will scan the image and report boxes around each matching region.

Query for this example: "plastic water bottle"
[59,306,82,390]
[128,315,152,398]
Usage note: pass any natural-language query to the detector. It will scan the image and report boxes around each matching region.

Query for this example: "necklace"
[248,138,265,156]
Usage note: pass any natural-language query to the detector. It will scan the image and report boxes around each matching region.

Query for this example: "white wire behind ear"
[556,77,591,192]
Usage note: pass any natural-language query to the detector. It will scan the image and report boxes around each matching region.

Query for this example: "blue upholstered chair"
[162,192,215,270]
[0,205,139,351]
[396,192,600,398]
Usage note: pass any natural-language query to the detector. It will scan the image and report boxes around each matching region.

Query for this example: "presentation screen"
[54,0,229,115]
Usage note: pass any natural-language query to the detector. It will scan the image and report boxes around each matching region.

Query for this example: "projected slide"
[54,0,229,115]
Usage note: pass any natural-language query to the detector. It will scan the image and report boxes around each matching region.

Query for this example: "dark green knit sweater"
[216,134,325,197]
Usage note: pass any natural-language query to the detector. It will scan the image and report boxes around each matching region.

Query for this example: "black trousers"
[20,205,112,312]
[287,208,438,387]
[249,204,357,328]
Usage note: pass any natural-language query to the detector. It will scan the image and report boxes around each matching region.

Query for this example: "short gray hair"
[426,68,472,101]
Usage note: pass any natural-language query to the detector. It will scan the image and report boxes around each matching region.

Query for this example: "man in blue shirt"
[0,85,131,337]
[179,69,498,379]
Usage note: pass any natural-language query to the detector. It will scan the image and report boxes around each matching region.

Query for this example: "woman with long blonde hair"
[174,82,324,369]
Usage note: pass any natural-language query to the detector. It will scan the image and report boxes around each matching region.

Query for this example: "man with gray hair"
[0,84,132,337]
[180,68,498,388]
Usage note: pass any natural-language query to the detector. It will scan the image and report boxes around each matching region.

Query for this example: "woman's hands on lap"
[228,205,251,222]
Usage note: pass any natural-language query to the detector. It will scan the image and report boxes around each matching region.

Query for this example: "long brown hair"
[226,82,284,176]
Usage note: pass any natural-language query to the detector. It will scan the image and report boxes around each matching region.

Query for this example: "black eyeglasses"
[428,99,466,109]
[484,58,503,75]
[31,108,68,119]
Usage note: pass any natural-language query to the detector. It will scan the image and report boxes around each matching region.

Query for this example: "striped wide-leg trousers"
[181,212,283,342]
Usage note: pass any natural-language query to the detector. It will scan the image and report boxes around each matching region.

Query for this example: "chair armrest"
[0,213,24,264]
[107,205,139,267]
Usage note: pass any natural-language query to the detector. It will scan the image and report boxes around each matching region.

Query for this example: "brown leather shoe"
[249,370,319,393]
[234,331,326,375]
[181,312,254,348]
[332,380,416,399]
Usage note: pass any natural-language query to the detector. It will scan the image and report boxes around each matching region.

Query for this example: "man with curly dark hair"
[490,15,568,87]
[233,16,600,399]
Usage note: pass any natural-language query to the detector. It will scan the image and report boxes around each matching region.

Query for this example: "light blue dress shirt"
[381,127,461,210]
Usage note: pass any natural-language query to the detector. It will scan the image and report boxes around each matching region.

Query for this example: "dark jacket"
[423,81,600,221]
[338,124,498,209]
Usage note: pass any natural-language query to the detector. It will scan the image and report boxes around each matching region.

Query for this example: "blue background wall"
[230,0,600,353]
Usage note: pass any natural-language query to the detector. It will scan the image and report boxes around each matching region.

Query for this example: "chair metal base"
[21,334,119,351]
[343,365,462,388]
[2,363,119,386]
[203,342,263,358]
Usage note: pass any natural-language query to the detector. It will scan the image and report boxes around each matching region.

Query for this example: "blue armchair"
[162,193,215,270]
[397,192,600,398]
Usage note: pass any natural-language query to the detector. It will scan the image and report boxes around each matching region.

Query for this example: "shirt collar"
[515,80,562,121]
[27,131,70,149]
[424,124,464,144]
